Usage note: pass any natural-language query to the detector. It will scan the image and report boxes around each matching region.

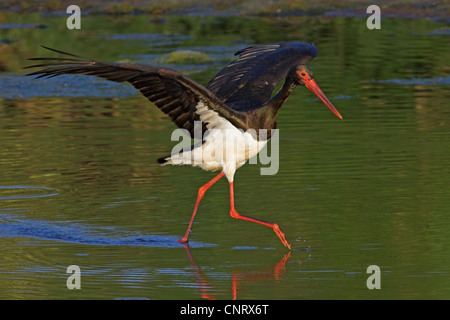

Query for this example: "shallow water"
[0,13,449,299]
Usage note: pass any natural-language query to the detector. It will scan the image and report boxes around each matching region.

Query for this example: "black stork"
[25,42,342,249]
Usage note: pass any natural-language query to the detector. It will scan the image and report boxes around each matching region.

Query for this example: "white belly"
[193,124,268,171]
[168,101,268,180]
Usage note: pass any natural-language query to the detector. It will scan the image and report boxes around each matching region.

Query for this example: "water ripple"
[0,213,214,248]
[371,76,450,86]
[0,73,137,99]
[0,186,59,200]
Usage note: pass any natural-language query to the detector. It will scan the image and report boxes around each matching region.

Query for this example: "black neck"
[248,75,297,140]
[268,76,297,114]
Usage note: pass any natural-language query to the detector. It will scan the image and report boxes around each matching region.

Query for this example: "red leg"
[229,182,291,249]
[178,172,224,243]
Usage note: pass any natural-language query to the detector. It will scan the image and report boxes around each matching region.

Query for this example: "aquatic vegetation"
[162,50,213,64]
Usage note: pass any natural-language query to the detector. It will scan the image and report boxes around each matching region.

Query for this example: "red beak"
[305,79,343,119]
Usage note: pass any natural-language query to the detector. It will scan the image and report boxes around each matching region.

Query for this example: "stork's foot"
[230,208,291,250]
[272,223,291,250]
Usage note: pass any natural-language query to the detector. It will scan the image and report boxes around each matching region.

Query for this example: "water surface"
[0,13,449,299]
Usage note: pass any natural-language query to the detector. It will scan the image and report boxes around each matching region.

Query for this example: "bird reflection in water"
[182,244,291,300]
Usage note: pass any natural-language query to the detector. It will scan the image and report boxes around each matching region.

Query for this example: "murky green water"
[0,12,449,300]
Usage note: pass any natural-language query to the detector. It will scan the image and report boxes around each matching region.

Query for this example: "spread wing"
[207,42,318,110]
[24,46,248,137]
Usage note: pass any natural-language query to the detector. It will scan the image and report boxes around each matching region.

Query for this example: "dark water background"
[0,12,449,299]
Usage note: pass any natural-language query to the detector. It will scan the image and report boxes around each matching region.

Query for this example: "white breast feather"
[181,101,268,179]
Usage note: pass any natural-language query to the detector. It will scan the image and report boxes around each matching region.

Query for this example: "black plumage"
[25,42,319,136]
[25,46,246,137]
[207,42,317,110]
[24,42,341,250]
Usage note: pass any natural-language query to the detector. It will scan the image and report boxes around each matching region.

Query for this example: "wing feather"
[25,46,248,137]
[207,42,318,110]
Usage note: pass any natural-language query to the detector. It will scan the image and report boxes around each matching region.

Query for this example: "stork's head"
[292,65,343,119]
